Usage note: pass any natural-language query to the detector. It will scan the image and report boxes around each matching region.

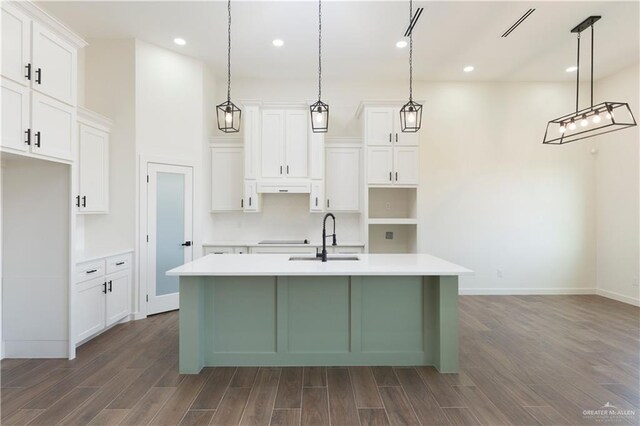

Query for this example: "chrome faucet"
[317,213,337,262]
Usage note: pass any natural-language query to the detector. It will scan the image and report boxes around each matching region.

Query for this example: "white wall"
[211,77,599,293]
[595,63,640,305]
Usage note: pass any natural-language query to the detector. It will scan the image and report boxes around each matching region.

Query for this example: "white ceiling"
[38,1,639,82]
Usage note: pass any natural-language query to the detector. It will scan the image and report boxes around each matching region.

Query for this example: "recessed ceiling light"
[463,65,475,72]
[396,40,408,48]
[566,65,578,72]
[272,39,284,47]
[173,38,186,46]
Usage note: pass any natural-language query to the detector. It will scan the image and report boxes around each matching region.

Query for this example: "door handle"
[24,129,31,145]
[34,131,41,147]
[102,282,107,294]
[25,63,31,80]
[181,241,192,247]
[35,68,41,84]
[108,280,113,292]
[82,196,87,207]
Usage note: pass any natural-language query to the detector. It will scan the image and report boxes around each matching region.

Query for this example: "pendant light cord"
[318,0,322,101]
[590,25,594,108]
[227,0,232,102]
[575,33,580,113]
[409,0,413,101]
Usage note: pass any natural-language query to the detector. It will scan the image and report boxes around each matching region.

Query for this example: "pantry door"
[146,163,193,315]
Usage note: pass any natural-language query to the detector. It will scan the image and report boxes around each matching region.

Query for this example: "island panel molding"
[169,254,471,374]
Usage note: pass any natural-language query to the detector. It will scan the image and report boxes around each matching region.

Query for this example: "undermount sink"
[289,256,360,261]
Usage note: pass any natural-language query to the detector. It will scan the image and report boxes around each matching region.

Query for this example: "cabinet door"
[76,277,106,342]
[367,146,393,185]
[1,78,30,153]
[79,125,109,213]
[326,148,360,211]
[211,147,243,211]
[261,110,284,178]
[1,5,30,85]
[32,22,76,105]
[244,180,260,212]
[31,91,75,161]
[365,108,394,146]
[105,272,130,327]
[310,181,324,212]
[284,110,308,178]
[243,105,260,179]
[204,246,234,255]
[394,147,419,185]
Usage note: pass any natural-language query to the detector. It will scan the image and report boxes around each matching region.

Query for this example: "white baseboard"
[596,288,640,307]
[459,287,596,296]
[3,340,68,358]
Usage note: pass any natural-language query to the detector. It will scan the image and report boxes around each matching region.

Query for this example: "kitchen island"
[167,253,472,374]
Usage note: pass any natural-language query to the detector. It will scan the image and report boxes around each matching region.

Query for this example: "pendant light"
[216,0,241,133]
[400,0,423,133]
[543,16,636,145]
[310,0,329,133]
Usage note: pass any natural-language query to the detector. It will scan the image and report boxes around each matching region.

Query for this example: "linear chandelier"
[543,16,636,145]
[216,0,241,133]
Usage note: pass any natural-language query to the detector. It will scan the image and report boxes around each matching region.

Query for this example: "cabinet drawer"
[204,246,235,255]
[76,259,106,283]
[106,253,132,275]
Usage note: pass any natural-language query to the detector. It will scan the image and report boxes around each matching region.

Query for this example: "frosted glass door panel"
[156,172,184,296]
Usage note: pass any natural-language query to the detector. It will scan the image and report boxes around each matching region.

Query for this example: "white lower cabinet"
[249,246,317,255]
[204,246,248,255]
[75,252,131,344]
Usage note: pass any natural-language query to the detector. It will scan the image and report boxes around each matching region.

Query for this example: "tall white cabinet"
[77,107,111,214]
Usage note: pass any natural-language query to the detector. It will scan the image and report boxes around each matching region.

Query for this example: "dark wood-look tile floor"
[2,295,638,425]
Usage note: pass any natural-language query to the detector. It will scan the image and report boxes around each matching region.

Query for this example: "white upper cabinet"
[78,119,110,214]
[284,110,308,178]
[31,91,75,161]
[1,78,30,153]
[367,146,394,185]
[211,146,244,211]
[393,147,419,185]
[261,110,285,178]
[1,5,30,86]
[31,22,76,106]
[244,180,260,212]
[260,108,310,181]
[243,105,261,179]
[326,147,361,212]
[366,107,395,146]
[310,181,324,212]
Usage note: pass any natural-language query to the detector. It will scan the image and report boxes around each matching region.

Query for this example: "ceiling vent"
[501,8,535,38]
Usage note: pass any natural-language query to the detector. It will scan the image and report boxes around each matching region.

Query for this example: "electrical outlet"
[497,269,503,279]
[385,231,394,240]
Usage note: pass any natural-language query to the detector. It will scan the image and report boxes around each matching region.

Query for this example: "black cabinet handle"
[115,261,125,266]
[395,133,398,143]
[181,241,192,247]
[25,63,31,80]
[389,133,392,142]
[280,165,283,175]
[278,189,288,193]
[315,197,318,207]
[24,129,31,145]
[249,196,252,206]
[35,68,41,84]
[395,172,398,181]
[76,195,80,207]
[108,280,113,292]
[82,196,87,207]
[102,282,107,294]
[286,165,289,174]
[86,269,97,274]
[34,131,41,147]
[389,172,392,181]
[241,199,244,208]
[327,199,330,208]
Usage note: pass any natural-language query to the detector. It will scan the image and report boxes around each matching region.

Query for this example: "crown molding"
[355,99,426,118]
[10,1,88,49]
[77,107,113,131]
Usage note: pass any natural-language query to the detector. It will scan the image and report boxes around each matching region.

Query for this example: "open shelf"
[368,224,417,254]
[367,218,417,225]
[368,187,417,219]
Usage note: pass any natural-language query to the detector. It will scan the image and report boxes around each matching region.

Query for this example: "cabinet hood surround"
[543,16,637,145]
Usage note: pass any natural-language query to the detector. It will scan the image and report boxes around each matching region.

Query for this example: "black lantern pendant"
[310,0,329,133]
[543,16,636,144]
[400,0,423,133]
[217,0,241,133]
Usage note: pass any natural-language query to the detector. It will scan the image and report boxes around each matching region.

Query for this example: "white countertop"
[203,241,365,247]
[76,248,133,263]
[167,253,473,277]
